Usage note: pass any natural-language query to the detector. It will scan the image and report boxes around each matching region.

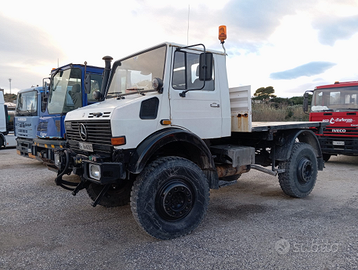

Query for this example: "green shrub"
[252,102,308,122]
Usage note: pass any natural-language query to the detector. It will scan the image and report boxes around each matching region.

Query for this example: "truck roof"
[316,81,358,89]
[50,63,104,74]
[116,42,225,63]
[17,86,46,94]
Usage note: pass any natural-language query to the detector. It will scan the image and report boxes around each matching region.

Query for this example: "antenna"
[187,5,190,45]
[9,78,12,94]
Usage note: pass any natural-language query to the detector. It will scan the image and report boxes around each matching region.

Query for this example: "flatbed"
[251,121,328,132]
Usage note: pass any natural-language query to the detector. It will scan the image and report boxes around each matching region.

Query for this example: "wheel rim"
[156,180,194,221]
[297,158,313,184]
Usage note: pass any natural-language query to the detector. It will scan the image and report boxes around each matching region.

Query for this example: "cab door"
[169,48,222,139]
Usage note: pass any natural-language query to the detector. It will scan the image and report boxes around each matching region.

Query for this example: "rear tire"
[278,143,318,198]
[131,156,209,240]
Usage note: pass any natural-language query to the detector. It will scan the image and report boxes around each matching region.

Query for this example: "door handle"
[210,103,220,108]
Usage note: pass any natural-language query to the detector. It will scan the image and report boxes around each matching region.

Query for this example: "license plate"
[333,141,344,146]
[79,142,93,152]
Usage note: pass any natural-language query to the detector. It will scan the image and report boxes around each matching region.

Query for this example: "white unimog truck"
[55,35,328,239]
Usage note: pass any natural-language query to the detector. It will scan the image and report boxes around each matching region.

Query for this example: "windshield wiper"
[104,89,158,100]
[117,89,159,99]
[335,108,358,111]
[17,110,37,116]
[126,88,146,96]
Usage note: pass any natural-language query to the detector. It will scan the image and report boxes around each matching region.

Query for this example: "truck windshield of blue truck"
[311,86,358,112]
[106,45,166,98]
[16,90,38,116]
[48,68,83,114]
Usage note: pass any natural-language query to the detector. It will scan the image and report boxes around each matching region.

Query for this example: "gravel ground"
[0,148,357,270]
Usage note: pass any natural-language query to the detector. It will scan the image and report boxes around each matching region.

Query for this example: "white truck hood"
[64,95,144,121]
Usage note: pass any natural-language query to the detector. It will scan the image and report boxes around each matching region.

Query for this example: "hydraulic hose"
[55,150,77,191]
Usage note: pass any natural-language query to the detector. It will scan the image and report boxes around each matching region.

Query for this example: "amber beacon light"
[219,25,227,43]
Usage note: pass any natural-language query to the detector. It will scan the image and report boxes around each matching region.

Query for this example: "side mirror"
[303,91,310,113]
[84,74,91,94]
[199,52,213,81]
[152,78,163,93]
[41,91,48,112]
[93,90,103,101]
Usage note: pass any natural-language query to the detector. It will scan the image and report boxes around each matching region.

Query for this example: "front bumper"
[16,138,36,159]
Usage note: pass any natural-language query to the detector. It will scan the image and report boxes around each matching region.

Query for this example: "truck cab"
[65,43,230,150]
[304,81,358,161]
[32,63,104,166]
[15,85,48,158]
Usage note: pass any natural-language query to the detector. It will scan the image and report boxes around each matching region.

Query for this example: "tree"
[253,86,276,102]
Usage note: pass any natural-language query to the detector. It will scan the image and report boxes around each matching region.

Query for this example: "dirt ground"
[0,148,357,270]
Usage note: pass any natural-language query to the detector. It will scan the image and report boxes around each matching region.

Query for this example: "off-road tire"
[131,156,210,240]
[278,142,318,198]
[86,179,134,207]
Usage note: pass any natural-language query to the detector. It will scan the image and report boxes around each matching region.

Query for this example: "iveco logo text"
[332,129,346,133]
[79,124,88,141]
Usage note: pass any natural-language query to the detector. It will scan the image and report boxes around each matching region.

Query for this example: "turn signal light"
[111,136,126,146]
[160,119,171,125]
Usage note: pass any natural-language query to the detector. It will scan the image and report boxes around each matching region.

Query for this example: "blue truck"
[15,84,49,157]
[15,63,104,169]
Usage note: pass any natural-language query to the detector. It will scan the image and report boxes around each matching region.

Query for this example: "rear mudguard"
[274,129,324,170]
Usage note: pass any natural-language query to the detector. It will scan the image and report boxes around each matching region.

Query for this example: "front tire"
[278,143,318,198]
[131,156,210,240]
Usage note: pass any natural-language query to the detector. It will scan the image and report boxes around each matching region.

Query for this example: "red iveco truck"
[304,81,358,161]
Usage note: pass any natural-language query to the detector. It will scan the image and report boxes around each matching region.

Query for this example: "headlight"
[54,153,61,168]
[89,164,101,180]
[65,121,72,131]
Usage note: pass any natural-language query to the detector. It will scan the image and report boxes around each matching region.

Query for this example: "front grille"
[323,126,358,136]
[66,120,112,145]
[37,121,48,132]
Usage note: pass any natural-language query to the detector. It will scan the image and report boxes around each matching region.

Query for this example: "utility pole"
[9,78,12,94]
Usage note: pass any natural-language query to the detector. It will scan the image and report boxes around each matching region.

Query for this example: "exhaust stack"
[100,56,113,97]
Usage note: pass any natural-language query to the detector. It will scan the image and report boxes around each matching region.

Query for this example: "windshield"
[107,45,166,97]
[48,68,82,114]
[311,86,358,112]
[16,90,38,116]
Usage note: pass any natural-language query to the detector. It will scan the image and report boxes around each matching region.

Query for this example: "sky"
[1,0,358,98]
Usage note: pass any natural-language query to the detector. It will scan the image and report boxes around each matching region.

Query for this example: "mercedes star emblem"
[79,123,88,141]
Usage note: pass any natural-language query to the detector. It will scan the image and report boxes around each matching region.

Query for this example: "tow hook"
[91,184,111,207]
[72,181,87,196]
